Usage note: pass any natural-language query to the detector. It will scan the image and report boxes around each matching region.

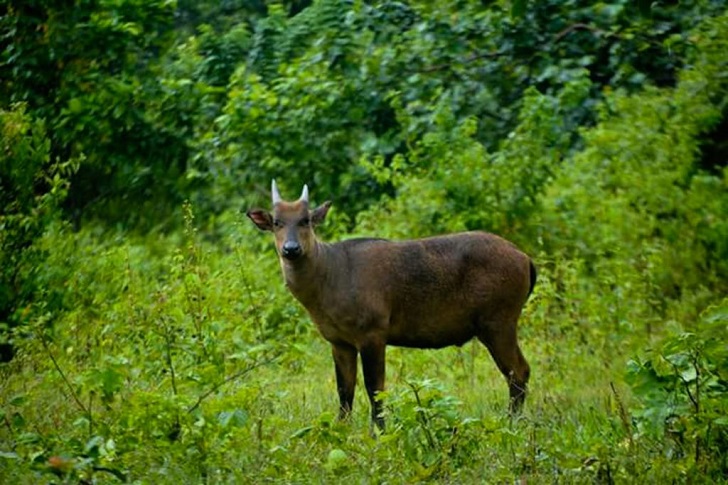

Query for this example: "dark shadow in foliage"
[0,105,76,362]
[698,113,728,175]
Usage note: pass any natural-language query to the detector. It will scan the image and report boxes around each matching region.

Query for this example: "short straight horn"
[300,184,309,204]
[271,179,282,205]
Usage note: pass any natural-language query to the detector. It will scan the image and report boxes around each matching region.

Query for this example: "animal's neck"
[280,240,335,305]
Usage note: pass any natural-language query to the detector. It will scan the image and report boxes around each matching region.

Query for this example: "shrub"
[627,299,728,479]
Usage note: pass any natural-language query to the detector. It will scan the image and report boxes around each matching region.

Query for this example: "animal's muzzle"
[281,241,302,260]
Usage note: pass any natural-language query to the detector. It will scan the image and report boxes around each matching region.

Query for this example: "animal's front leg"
[361,338,386,430]
[332,342,358,420]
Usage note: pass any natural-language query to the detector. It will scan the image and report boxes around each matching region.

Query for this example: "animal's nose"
[281,241,302,259]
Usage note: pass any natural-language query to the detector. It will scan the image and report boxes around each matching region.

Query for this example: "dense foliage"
[1,0,727,482]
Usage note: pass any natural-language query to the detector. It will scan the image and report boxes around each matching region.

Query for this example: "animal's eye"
[299,218,310,227]
[273,219,284,228]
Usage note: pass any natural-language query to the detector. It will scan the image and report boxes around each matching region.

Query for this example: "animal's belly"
[387,332,474,349]
[308,302,478,350]
[386,314,477,349]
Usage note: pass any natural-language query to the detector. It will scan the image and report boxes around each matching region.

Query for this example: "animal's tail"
[527,260,537,298]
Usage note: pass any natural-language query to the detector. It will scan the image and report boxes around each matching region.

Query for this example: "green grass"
[0,224,723,484]
[0,319,651,483]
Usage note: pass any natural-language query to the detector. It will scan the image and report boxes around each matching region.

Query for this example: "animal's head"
[246,180,331,262]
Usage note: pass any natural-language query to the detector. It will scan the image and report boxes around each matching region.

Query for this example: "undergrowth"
[1,210,725,482]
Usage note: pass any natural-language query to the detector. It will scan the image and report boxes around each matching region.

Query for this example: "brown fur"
[247,189,535,429]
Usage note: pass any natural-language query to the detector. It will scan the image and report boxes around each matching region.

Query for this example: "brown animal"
[247,181,535,429]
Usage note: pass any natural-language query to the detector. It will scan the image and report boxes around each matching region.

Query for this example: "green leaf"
[713,416,728,426]
[217,409,248,429]
[325,449,348,471]
[0,451,18,460]
[17,432,40,445]
[652,354,673,378]
[85,435,105,457]
[680,366,697,383]
[68,98,84,113]
[511,0,528,19]
[290,425,313,439]
[636,0,653,17]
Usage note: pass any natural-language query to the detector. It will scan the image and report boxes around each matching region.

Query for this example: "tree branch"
[417,22,608,76]
[419,50,507,73]
[187,354,280,414]
[407,381,436,450]
[672,359,699,416]
[39,332,89,416]
[553,23,607,44]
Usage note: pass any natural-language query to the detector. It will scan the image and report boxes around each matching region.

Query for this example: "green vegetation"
[1,1,727,482]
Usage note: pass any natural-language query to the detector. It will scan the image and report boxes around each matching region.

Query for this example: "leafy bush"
[0,104,77,361]
[2,0,189,227]
[381,379,482,479]
[535,12,728,323]
[0,207,297,481]
[356,75,590,240]
[627,299,728,479]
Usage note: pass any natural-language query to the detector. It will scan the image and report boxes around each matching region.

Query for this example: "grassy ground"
[0,225,722,483]
[212,334,637,483]
[0,311,641,483]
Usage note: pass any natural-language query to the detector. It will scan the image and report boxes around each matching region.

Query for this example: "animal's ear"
[311,201,332,226]
[246,209,273,231]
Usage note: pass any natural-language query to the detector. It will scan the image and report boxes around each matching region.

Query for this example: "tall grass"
[2,213,723,483]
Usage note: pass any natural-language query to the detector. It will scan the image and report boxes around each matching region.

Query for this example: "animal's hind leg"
[477,319,530,414]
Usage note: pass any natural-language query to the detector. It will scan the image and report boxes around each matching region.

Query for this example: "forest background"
[1,0,727,482]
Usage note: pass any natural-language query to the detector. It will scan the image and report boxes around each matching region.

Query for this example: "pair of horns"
[271,179,308,205]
